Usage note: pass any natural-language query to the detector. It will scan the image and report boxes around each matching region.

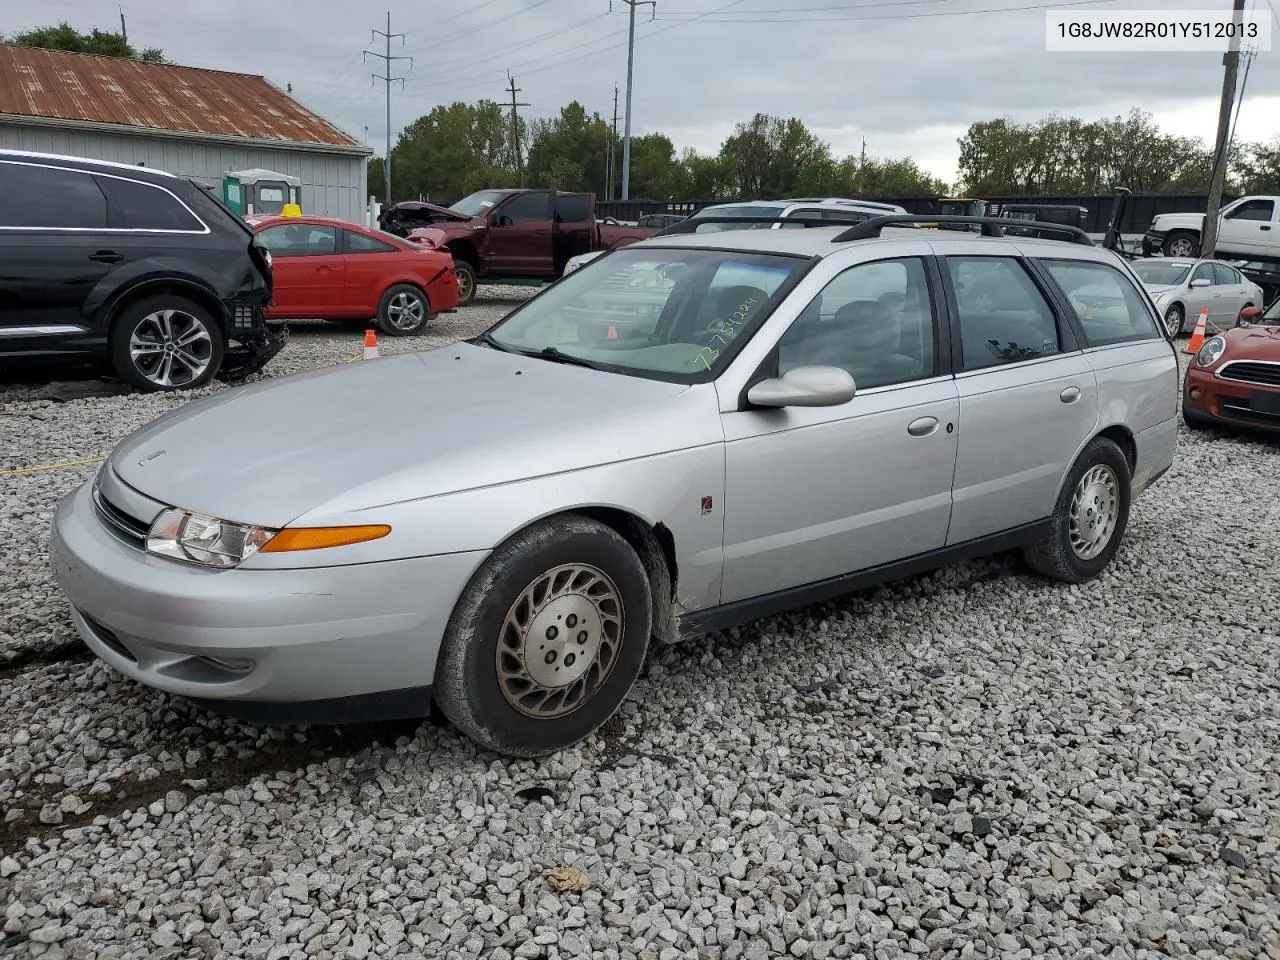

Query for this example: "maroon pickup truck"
[379,189,656,305]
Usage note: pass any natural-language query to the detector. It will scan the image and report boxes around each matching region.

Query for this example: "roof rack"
[651,215,869,237]
[831,215,1095,245]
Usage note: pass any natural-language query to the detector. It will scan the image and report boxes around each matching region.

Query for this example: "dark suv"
[0,150,284,391]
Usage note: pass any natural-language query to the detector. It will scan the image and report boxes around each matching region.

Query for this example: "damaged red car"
[249,215,458,336]
[1183,300,1280,434]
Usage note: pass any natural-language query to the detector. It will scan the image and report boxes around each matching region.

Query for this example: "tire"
[454,260,477,307]
[376,283,431,337]
[1022,437,1131,584]
[1162,231,1200,258]
[108,295,224,392]
[434,515,652,757]
[1183,402,1212,431]
[1163,303,1184,337]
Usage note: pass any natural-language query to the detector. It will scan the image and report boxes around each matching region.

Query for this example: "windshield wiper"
[473,331,513,353]
[535,346,605,370]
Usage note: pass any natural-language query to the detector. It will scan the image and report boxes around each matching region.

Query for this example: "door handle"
[907,416,939,437]
[1261,225,1272,231]
[89,250,124,264]
[1060,386,1082,403]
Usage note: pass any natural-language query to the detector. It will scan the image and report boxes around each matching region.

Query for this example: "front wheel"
[1163,303,1184,337]
[376,284,431,336]
[433,516,652,757]
[109,295,225,392]
[454,261,477,307]
[1022,437,1131,584]
[1162,231,1200,258]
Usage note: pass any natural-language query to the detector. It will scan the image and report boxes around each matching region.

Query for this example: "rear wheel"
[376,283,431,336]
[1023,437,1131,584]
[109,295,224,392]
[454,261,477,307]
[434,516,652,757]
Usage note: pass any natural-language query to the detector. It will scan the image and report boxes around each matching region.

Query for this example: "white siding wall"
[0,123,369,221]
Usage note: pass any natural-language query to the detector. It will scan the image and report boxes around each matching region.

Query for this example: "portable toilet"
[226,168,302,217]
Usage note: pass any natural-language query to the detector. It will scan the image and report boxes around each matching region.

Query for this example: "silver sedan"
[50,224,1178,757]
[1131,257,1266,337]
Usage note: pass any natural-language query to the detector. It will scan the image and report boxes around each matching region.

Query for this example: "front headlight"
[1194,334,1227,368]
[145,508,393,569]
[146,509,275,568]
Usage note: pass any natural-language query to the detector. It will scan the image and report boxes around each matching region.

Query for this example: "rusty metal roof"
[0,44,363,149]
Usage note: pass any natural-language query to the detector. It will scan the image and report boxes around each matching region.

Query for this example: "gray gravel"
[2,315,1278,960]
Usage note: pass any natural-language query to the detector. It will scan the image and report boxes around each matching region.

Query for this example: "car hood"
[1223,322,1280,361]
[1153,213,1206,229]
[1142,283,1181,296]
[108,345,714,528]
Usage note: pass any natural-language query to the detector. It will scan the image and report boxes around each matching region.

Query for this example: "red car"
[249,215,458,336]
[1183,301,1280,433]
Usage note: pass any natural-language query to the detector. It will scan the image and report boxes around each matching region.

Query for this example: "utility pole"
[612,0,656,200]
[1202,0,1247,258]
[119,6,128,42]
[505,73,530,186]
[364,12,411,206]
[607,84,619,201]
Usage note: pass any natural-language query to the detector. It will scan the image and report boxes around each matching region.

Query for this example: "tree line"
[6,24,1278,204]
[375,101,1280,207]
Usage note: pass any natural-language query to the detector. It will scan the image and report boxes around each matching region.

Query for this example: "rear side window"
[96,176,204,231]
[1211,262,1241,286]
[1039,259,1160,346]
[946,257,1061,371]
[0,162,107,228]
[500,191,551,224]
[344,231,398,254]
[554,194,592,223]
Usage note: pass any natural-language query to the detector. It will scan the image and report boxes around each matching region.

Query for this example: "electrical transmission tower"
[364,12,412,205]
[611,0,655,201]
[505,73,530,186]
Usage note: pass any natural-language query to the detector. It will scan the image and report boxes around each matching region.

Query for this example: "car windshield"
[484,247,808,381]
[449,190,510,216]
[686,204,786,232]
[1132,261,1192,285]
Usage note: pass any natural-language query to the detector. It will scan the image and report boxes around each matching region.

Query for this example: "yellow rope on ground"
[0,455,107,477]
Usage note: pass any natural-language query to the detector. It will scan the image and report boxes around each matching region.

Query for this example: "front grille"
[92,486,150,549]
[1219,398,1280,424]
[1219,361,1280,387]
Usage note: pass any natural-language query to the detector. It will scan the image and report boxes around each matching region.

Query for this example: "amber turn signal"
[259,524,392,553]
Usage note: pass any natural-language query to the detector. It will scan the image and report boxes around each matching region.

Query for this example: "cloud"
[21,0,1280,184]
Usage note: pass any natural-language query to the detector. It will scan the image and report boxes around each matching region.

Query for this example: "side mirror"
[1190,278,1211,288]
[746,366,857,408]
[1238,305,1262,325]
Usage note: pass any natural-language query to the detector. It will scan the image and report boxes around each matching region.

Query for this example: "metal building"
[0,44,372,221]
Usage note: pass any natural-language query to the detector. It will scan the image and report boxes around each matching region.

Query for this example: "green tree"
[1235,136,1280,194]
[379,100,517,204]
[525,101,611,194]
[7,22,167,63]
[717,113,834,197]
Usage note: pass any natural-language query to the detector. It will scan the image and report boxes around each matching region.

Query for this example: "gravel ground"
[1,305,1278,960]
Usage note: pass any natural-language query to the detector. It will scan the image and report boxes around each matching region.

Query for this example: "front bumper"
[1184,365,1280,433]
[50,479,488,724]
[1143,230,1167,256]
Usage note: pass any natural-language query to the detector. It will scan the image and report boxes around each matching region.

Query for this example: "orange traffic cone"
[363,329,380,359]
[1184,308,1208,354]
[606,324,618,340]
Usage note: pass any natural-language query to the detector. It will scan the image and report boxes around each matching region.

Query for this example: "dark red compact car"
[248,215,458,336]
[1183,300,1280,434]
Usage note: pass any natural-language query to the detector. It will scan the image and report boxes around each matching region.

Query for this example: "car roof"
[0,147,178,179]
[631,223,1112,260]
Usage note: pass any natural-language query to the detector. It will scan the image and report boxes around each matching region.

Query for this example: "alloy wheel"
[495,563,624,719]
[387,291,426,330]
[128,309,214,388]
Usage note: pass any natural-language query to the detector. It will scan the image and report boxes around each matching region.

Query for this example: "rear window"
[0,161,107,229]
[1040,259,1160,346]
[96,175,205,231]
[687,204,785,232]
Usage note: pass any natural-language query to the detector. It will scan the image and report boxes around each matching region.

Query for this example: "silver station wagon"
[51,214,1180,757]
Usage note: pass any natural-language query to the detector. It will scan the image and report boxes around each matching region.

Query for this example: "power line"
[401,0,555,50]
[506,72,531,186]
[365,11,412,204]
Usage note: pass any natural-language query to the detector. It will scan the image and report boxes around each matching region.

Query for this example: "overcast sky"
[26,0,1280,184]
